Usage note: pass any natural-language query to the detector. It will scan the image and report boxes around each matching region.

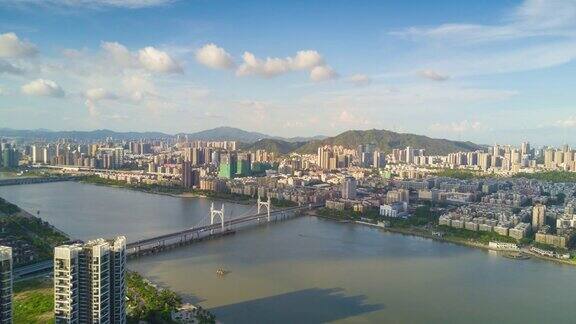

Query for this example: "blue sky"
[1,0,576,146]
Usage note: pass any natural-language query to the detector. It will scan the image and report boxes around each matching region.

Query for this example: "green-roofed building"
[218,153,237,179]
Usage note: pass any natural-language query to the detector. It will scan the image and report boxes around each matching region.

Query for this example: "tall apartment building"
[218,153,237,179]
[0,246,12,324]
[341,176,357,200]
[54,237,127,324]
[181,161,200,188]
[532,204,547,230]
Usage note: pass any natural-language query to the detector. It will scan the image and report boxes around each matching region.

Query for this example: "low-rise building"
[508,222,531,240]
[493,224,510,236]
[379,202,408,218]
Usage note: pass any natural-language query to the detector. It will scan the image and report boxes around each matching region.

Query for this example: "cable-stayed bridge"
[126,196,322,257]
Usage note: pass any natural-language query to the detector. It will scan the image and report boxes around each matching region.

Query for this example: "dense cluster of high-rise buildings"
[0,237,126,324]
[54,236,126,323]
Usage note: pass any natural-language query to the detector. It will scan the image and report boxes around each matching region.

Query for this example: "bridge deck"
[126,204,320,250]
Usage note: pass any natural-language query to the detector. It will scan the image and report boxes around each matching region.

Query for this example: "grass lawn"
[13,278,54,324]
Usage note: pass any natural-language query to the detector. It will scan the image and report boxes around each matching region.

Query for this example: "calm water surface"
[1,182,575,323]
[0,181,253,242]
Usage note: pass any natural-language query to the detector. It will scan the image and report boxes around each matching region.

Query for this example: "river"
[1,182,575,323]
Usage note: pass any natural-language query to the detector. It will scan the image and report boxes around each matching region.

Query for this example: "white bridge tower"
[210,203,225,231]
[257,195,272,221]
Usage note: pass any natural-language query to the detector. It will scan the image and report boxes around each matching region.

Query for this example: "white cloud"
[418,69,449,81]
[236,49,335,81]
[101,42,182,73]
[0,32,38,58]
[236,52,290,78]
[195,43,234,70]
[122,73,156,101]
[102,41,135,68]
[513,0,576,30]
[310,65,337,82]
[291,50,324,70]
[349,74,371,86]
[5,0,174,9]
[392,0,576,43]
[21,79,65,97]
[138,46,182,74]
[388,0,576,77]
[84,99,100,117]
[85,88,118,101]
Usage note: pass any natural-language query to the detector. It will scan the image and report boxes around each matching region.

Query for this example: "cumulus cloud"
[310,65,337,82]
[101,42,181,73]
[236,49,335,81]
[236,52,289,78]
[122,73,156,101]
[102,41,135,67]
[138,46,182,74]
[349,74,371,86]
[195,43,234,70]
[85,88,118,101]
[21,79,65,97]
[418,69,450,81]
[0,32,38,58]
[84,88,118,118]
[291,50,325,70]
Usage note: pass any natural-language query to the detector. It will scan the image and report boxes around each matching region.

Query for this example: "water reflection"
[211,288,383,324]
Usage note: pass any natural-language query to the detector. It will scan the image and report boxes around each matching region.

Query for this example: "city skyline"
[1,0,576,145]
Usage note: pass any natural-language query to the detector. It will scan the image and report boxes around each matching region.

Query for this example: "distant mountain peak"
[0,127,481,155]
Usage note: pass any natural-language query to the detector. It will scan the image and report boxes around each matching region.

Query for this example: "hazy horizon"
[2,0,576,146]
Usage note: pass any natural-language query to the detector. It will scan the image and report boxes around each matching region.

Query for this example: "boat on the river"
[216,268,230,276]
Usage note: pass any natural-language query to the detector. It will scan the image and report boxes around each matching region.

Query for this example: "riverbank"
[0,197,70,266]
[78,176,298,208]
[127,271,216,324]
[314,212,576,267]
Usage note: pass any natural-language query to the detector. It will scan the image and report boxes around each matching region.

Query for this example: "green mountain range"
[1,127,482,155]
[297,129,481,155]
[245,129,482,155]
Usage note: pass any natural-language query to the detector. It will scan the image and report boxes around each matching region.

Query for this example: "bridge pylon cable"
[210,202,225,232]
[257,195,272,222]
